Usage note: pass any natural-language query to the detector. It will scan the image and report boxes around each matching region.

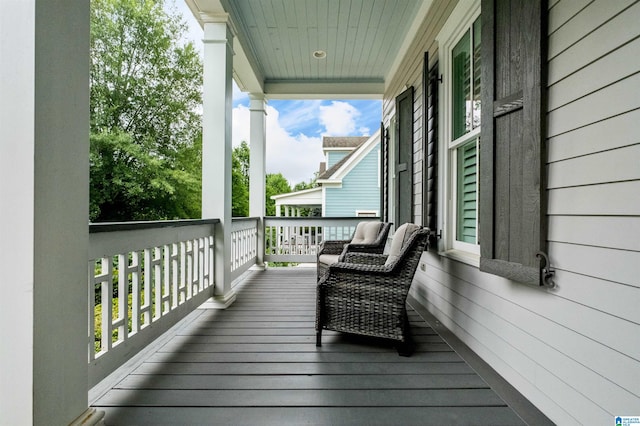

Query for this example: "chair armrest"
[326,260,390,276]
[342,252,387,266]
[342,243,386,254]
[318,239,350,256]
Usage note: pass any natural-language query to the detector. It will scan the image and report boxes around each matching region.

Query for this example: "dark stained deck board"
[144,350,466,363]
[132,361,475,376]
[116,373,490,390]
[97,388,507,407]
[94,406,527,426]
[166,334,445,344]
[92,267,532,425]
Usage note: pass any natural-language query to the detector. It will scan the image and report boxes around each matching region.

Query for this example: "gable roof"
[322,136,369,150]
[317,130,381,183]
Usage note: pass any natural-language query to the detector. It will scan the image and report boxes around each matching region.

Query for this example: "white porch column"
[249,94,267,269]
[0,1,103,425]
[201,15,236,308]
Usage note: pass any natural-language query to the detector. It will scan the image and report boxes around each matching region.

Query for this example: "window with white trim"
[438,0,481,258]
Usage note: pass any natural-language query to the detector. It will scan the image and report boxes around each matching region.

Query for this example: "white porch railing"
[230,217,259,282]
[264,216,374,263]
[87,216,371,387]
[88,219,218,387]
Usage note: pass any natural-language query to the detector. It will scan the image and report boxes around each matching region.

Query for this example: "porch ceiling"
[186,0,432,98]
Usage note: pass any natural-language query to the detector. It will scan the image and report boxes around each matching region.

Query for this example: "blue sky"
[175,1,382,185]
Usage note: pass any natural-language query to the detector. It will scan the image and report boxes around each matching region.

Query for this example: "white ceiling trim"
[264,81,384,100]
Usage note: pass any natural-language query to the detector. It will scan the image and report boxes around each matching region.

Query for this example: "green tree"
[292,175,320,216]
[265,173,292,216]
[90,0,203,221]
[293,174,318,191]
[232,142,250,217]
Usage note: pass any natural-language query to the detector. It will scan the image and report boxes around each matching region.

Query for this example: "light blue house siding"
[324,145,379,217]
[326,151,349,168]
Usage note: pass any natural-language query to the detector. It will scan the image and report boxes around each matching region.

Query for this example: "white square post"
[249,93,267,269]
[0,1,103,424]
[201,15,236,307]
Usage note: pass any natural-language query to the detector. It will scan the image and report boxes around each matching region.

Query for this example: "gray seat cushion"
[384,223,421,267]
[318,253,340,267]
[350,221,382,244]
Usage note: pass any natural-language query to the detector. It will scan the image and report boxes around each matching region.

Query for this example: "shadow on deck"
[91,267,551,425]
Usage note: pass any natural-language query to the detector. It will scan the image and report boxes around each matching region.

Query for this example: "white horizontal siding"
[548,215,640,253]
[547,71,640,137]
[547,108,640,162]
[547,144,640,187]
[548,36,640,111]
[547,0,590,34]
[547,0,639,84]
[548,181,640,215]
[390,0,640,425]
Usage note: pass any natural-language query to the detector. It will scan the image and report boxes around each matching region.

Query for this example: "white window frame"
[437,0,481,263]
[356,210,379,218]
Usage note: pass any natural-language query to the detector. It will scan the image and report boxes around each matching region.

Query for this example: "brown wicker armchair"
[316,221,392,281]
[315,224,429,356]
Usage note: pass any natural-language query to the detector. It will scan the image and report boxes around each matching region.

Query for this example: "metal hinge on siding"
[536,251,556,288]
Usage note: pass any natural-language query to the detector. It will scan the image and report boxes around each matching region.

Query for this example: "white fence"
[87,216,374,386]
[88,219,218,387]
[264,217,372,263]
[230,217,259,281]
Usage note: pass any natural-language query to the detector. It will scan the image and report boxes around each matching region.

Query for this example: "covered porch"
[1,0,575,424]
[91,267,550,425]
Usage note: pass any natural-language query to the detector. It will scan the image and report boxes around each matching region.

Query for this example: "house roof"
[317,130,380,182]
[270,186,322,205]
[322,136,369,150]
[318,136,368,180]
[318,149,359,180]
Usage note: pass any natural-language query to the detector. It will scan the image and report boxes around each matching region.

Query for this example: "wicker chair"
[315,224,429,356]
[316,221,392,282]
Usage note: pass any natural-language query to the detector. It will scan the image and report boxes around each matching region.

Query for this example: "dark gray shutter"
[380,122,389,222]
[479,0,547,285]
[423,52,439,248]
[395,86,414,227]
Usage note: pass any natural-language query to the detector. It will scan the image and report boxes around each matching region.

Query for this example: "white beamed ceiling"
[187,0,429,98]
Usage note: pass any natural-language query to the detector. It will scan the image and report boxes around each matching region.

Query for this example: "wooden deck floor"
[92,267,548,425]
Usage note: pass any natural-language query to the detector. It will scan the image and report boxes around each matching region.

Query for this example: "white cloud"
[319,101,361,136]
[276,100,322,131]
[233,105,323,186]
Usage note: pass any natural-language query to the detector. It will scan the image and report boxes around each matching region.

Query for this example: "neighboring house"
[272,132,381,217]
